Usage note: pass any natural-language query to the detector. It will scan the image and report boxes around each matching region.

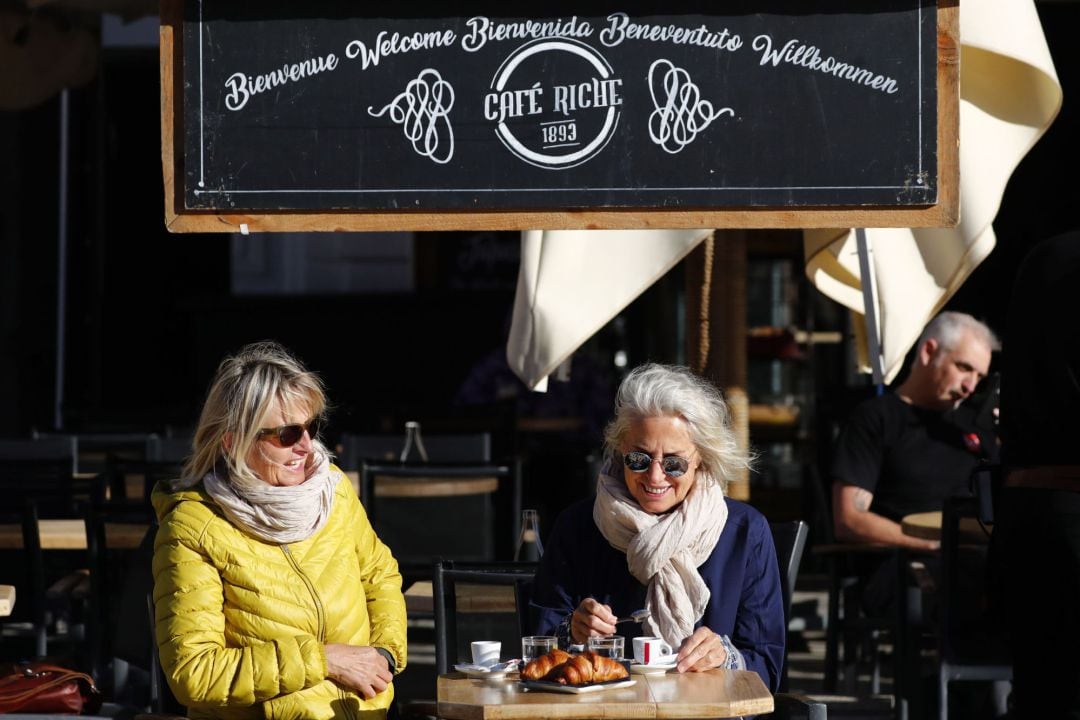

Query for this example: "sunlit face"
[924,330,992,410]
[245,397,316,487]
[621,415,700,514]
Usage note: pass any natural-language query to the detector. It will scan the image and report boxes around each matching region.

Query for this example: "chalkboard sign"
[160,1,958,232]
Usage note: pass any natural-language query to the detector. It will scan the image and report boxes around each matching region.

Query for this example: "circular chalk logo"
[483,38,623,170]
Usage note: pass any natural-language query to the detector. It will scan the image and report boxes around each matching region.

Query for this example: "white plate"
[454,663,512,680]
[629,662,677,675]
[521,678,636,694]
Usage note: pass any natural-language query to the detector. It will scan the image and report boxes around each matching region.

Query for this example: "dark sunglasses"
[623,451,691,478]
[256,417,321,446]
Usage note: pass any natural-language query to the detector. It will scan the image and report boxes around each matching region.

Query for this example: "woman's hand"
[675,627,728,672]
[325,644,393,699]
[570,598,618,643]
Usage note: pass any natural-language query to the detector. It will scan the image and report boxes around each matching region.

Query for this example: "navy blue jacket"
[530,497,785,692]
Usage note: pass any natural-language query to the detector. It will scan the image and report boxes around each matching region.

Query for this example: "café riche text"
[222,13,901,113]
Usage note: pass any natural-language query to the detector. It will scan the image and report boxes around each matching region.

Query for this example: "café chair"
[0,465,94,658]
[768,694,828,720]
[806,460,894,694]
[101,454,184,509]
[84,473,162,688]
[760,521,828,719]
[431,559,538,675]
[0,435,78,474]
[769,520,809,693]
[145,435,193,465]
[935,495,1010,720]
[359,460,522,581]
[337,430,492,468]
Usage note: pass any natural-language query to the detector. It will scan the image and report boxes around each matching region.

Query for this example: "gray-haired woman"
[152,341,406,720]
[531,363,785,691]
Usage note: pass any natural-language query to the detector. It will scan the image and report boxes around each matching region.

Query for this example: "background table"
[0,520,149,550]
[0,584,14,616]
[405,581,516,616]
[901,511,990,543]
[437,668,774,720]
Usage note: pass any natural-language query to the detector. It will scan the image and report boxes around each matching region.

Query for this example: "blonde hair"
[175,341,331,489]
[602,363,750,492]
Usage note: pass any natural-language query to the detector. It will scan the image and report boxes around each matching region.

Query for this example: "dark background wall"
[0,3,1077,439]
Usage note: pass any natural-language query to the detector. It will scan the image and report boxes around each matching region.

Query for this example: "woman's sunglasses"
[623,451,690,478]
[256,417,321,446]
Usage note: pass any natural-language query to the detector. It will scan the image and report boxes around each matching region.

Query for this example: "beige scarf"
[592,463,728,647]
[202,451,337,544]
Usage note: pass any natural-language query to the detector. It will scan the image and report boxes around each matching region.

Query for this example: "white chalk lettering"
[552,77,623,116]
[368,69,456,164]
[647,59,733,154]
[224,53,339,112]
[752,34,898,94]
[345,29,456,70]
[483,83,544,124]
[462,15,592,52]
[600,13,741,52]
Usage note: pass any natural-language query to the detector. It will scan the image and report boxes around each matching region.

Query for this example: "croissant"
[520,648,572,681]
[547,651,629,686]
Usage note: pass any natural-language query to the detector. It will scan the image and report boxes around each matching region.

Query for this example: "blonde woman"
[531,363,784,691]
[152,341,406,720]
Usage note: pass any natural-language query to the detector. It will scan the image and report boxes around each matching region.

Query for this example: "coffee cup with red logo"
[632,636,674,666]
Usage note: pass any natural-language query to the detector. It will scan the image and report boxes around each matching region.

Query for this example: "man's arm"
[832,482,939,550]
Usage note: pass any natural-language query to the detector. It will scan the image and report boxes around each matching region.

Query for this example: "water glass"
[587,635,625,659]
[521,635,558,662]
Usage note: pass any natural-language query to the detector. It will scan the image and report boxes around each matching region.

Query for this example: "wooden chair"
[359,460,522,580]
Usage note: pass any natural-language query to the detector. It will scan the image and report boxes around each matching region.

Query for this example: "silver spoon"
[616,609,650,624]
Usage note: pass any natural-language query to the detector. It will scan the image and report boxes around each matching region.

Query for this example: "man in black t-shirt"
[831,311,1000,552]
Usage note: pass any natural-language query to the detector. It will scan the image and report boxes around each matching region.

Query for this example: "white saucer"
[454,662,514,680]
[629,661,677,675]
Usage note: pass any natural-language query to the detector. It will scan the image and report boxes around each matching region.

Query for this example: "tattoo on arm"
[853,488,872,513]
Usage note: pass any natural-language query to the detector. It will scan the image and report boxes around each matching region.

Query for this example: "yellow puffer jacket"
[152,466,407,720]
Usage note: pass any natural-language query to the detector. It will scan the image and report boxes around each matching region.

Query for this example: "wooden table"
[405,581,516,615]
[437,668,774,719]
[0,520,149,550]
[901,511,990,542]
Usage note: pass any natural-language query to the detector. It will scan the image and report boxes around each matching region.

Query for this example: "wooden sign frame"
[160,1,958,233]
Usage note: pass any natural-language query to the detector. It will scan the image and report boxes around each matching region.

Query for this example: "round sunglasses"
[256,417,321,446]
[623,451,691,478]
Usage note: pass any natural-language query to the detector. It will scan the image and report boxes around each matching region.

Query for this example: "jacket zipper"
[280,545,326,643]
[279,545,357,720]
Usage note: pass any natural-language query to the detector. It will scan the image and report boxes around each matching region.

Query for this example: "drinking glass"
[587,635,625,659]
[521,635,558,662]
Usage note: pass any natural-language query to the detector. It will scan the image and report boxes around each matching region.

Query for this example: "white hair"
[602,363,750,492]
[913,312,1000,367]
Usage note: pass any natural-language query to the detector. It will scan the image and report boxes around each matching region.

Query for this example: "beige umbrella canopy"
[509,0,1062,391]
[804,0,1061,383]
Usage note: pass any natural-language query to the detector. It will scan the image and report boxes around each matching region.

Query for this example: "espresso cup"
[521,635,558,663]
[632,636,674,666]
[471,640,501,667]
[587,634,625,660]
